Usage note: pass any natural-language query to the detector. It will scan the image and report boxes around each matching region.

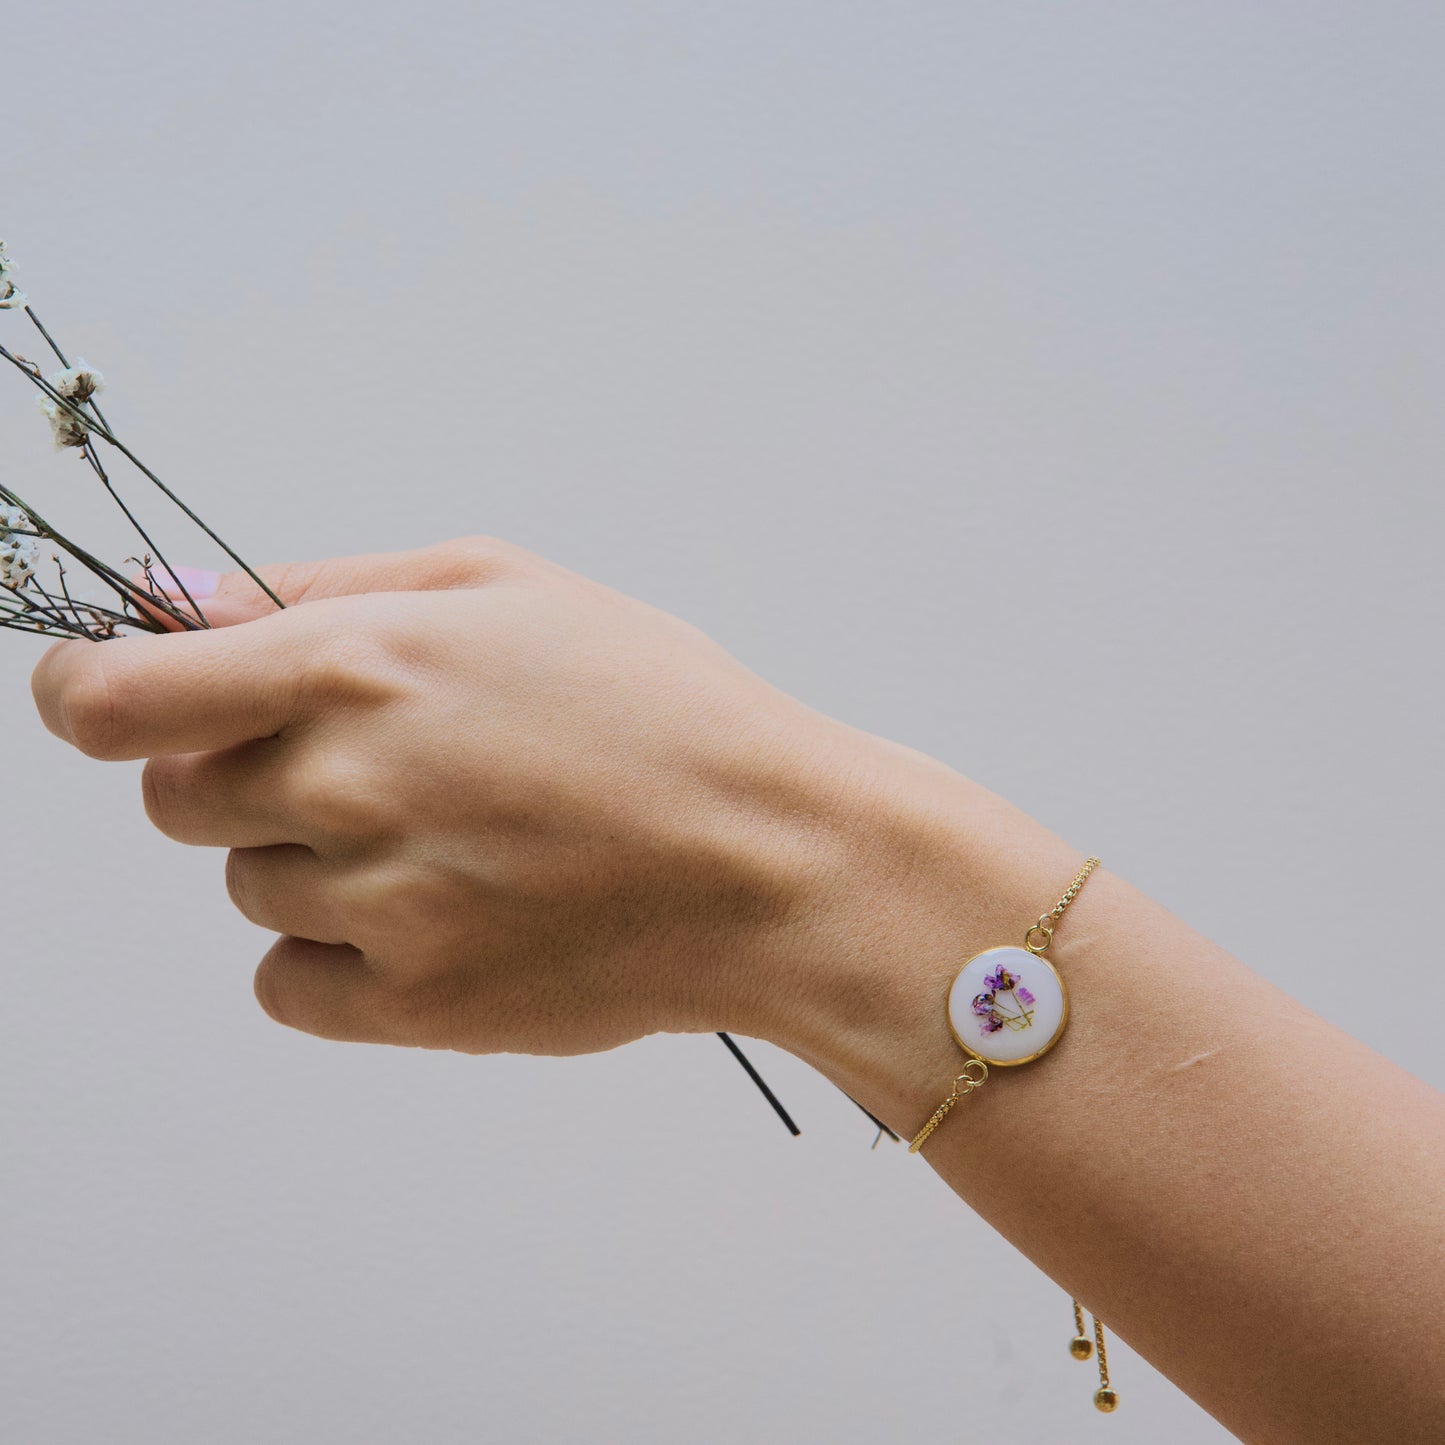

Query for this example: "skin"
[30,537,1445,1444]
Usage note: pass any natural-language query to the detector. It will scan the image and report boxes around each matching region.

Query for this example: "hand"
[30,538,886,1056]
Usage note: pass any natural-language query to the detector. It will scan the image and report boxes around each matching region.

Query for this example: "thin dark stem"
[83,440,208,625]
[0,490,162,623]
[0,341,281,611]
[4,577,69,629]
[0,615,78,637]
[29,575,92,637]
[50,563,123,637]
[138,558,162,600]
[0,601,70,635]
[716,1032,801,1136]
[24,305,115,436]
[92,430,283,609]
[4,496,197,633]
[53,561,81,623]
[66,544,195,632]
[0,486,190,633]
[21,310,202,621]
[22,306,70,368]
[61,596,135,628]
[0,581,88,638]
[80,602,138,626]
[834,1084,900,1146]
[714,1032,896,1144]
[0,343,115,438]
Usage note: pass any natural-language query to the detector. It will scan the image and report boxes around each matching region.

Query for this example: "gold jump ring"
[1025,916,1054,953]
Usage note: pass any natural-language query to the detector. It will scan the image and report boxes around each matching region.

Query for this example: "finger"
[31,602,361,759]
[253,936,421,1045]
[143,739,300,848]
[226,845,351,945]
[154,536,534,627]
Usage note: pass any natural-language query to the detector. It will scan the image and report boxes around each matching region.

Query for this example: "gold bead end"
[1069,1336,1094,1360]
[1093,1387,1119,1413]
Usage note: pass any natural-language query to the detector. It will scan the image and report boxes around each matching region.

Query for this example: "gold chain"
[1024,856,1101,953]
[906,1059,988,1153]
[908,856,1118,1412]
[1093,1315,1117,1411]
[1052,855,1100,918]
[1069,1299,1117,1409]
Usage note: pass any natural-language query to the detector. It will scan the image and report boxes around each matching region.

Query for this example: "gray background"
[2,4,1441,1442]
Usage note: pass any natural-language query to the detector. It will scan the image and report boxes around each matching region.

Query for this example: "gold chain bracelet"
[908,857,1119,1414]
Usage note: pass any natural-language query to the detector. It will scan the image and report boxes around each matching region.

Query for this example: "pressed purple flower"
[981,1016,1003,1033]
[994,967,1017,991]
[1017,985,1036,1006]
[972,991,995,1016]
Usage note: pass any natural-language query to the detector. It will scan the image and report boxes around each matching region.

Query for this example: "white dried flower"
[0,504,30,533]
[0,532,39,588]
[0,239,25,311]
[47,359,105,403]
[38,394,92,448]
[37,360,104,449]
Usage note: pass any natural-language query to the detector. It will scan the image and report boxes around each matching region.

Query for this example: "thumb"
[148,537,523,628]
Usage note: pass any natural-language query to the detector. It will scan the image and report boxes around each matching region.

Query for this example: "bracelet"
[908,856,1119,1414]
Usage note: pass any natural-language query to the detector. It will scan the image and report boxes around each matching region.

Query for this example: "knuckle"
[252,948,288,1024]
[140,757,188,838]
[342,864,469,953]
[60,654,123,757]
[287,751,387,839]
[259,561,323,607]
[299,628,404,704]
[436,534,529,584]
[225,848,263,923]
[324,865,409,952]
[253,937,379,1042]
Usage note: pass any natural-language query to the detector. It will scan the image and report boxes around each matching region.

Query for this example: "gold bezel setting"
[946,945,1070,1067]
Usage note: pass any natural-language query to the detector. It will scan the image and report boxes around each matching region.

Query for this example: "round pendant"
[947,945,1069,1066]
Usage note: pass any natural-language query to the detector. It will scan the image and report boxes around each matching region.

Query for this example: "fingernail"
[157,566,220,600]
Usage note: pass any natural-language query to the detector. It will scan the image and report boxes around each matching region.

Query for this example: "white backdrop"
[3,4,1442,1442]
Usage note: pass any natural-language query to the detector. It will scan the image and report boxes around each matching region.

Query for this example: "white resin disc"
[946,946,1068,1066]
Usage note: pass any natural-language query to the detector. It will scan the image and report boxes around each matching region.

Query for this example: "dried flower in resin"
[973,966,1039,1034]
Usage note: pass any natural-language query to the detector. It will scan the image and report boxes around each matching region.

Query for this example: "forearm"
[753,740,1445,1445]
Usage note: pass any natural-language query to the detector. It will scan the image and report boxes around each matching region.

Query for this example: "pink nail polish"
[158,566,220,599]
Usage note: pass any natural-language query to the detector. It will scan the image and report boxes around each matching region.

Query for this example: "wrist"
[741,734,1087,1135]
